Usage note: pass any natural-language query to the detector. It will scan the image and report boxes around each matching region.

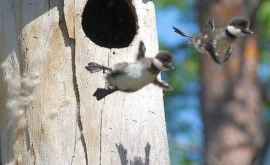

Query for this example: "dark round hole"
[82,0,138,48]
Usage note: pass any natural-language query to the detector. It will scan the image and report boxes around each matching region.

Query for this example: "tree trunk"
[0,0,170,164]
[197,1,264,165]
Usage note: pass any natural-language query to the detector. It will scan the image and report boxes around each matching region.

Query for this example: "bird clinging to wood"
[86,41,175,101]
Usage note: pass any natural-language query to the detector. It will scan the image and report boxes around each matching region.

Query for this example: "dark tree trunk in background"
[197,0,264,165]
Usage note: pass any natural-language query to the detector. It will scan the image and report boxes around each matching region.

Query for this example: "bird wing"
[136,41,146,60]
[208,18,216,32]
[204,40,232,64]
[204,42,222,64]
[221,46,233,63]
[85,62,112,73]
[202,29,233,64]
[109,62,129,77]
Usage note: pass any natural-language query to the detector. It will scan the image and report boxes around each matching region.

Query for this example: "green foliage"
[265,101,270,108]
[258,1,270,40]
[157,0,187,9]
[261,49,270,64]
[165,48,199,97]
[179,153,193,165]
[258,0,270,68]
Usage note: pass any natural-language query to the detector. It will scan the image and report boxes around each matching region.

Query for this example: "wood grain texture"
[0,0,170,164]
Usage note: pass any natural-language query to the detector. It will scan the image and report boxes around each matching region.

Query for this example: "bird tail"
[93,88,118,101]
[173,26,193,39]
[85,62,112,73]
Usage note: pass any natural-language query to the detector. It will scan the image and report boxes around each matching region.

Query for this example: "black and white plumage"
[173,17,253,64]
[86,41,174,100]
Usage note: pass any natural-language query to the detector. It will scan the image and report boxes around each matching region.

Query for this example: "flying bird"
[86,41,174,100]
[173,17,253,64]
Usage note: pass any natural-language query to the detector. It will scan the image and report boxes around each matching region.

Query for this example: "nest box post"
[0,0,170,164]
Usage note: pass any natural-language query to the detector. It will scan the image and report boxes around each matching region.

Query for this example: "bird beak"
[242,29,254,35]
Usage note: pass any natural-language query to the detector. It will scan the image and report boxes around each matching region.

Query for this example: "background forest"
[156,0,270,165]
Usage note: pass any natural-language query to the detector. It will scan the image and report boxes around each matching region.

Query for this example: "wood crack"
[56,1,88,165]
[99,51,112,165]
[99,99,105,165]
[31,144,37,165]
[25,109,36,164]
[25,122,31,152]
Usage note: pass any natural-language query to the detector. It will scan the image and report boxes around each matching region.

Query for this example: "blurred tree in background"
[156,0,270,164]
[199,1,263,165]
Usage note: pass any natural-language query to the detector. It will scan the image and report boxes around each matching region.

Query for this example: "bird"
[173,17,254,64]
[85,41,175,101]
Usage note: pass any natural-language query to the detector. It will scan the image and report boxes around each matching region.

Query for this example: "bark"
[197,1,264,165]
[0,0,170,164]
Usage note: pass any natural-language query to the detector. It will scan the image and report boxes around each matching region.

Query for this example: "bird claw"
[163,84,174,92]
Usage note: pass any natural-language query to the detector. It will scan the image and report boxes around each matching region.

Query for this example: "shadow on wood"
[116,143,151,165]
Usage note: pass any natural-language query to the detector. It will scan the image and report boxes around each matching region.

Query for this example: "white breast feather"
[109,63,155,91]
[227,25,242,37]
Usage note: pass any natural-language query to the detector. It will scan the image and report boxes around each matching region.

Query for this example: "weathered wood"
[0,0,170,164]
[0,1,82,164]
